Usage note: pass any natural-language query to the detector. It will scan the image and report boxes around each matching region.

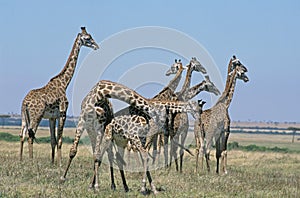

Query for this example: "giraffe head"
[165,59,185,76]
[197,99,206,113]
[202,75,221,95]
[188,57,207,74]
[79,27,99,50]
[187,99,206,119]
[230,55,249,82]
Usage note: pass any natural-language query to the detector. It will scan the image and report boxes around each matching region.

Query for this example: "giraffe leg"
[194,127,203,173]
[140,150,157,195]
[19,124,27,161]
[156,133,162,165]
[151,133,158,165]
[57,112,67,166]
[179,129,188,173]
[49,118,57,164]
[194,131,200,173]
[146,170,158,195]
[221,118,230,174]
[90,132,112,190]
[170,135,179,171]
[163,133,169,168]
[25,108,43,160]
[61,119,85,181]
[116,147,129,192]
[107,144,116,191]
[215,137,221,174]
[221,131,230,174]
[205,152,210,172]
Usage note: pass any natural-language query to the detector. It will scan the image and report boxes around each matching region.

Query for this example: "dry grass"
[0,127,300,197]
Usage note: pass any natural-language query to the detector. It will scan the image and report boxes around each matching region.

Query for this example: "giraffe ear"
[205,75,211,82]
[81,27,87,33]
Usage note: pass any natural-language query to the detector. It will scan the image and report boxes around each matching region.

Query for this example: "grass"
[0,128,300,197]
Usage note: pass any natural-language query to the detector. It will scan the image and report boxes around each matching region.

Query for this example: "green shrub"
[0,132,90,144]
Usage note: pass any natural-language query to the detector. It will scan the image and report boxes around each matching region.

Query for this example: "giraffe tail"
[172,140,194,156]
[24,105,39,144]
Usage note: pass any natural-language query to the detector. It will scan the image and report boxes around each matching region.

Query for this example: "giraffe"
[63,79,203,193]
[168,75,221,172]
[19,27,99,164]
[92,113,157,194]
[194,55,249,174]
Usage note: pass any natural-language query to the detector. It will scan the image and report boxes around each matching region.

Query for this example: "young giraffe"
[65,80,202,193]
[19,27,99,164]
[93,113,156,194]
[194,55,249,174]
[168,75,221,172]
[215,56,249,174]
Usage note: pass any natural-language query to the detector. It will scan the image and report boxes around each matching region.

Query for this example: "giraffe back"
[106,115,149,150]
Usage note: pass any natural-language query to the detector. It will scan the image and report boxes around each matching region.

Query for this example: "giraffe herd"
[19,27,249,194]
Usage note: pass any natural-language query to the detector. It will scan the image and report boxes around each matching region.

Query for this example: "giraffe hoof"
[111,183,116,191]
[124,185,129,193]
[59,176,67,183]
[140,188,151,196]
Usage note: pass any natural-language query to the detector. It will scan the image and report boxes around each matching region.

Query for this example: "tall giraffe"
[64,79,203,193]
[194,55,249,174]
[168,75,221,172]
[216,56,249,174]
[19,27,99,164]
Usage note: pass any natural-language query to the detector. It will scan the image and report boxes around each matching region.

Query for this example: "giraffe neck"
[225,58,233,88]
[183,80,206,101]
[166,67,184,93]
[216,67,237,108]
[225,74,237,108]
[97,80,191,118]
[176,64,193,100]
[49,33,82,89]
[152,66,184,100]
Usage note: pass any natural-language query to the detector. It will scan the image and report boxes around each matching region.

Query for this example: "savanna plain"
[0,127,299,198]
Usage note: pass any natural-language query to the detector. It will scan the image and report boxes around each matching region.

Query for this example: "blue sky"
[1,1,299,122]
